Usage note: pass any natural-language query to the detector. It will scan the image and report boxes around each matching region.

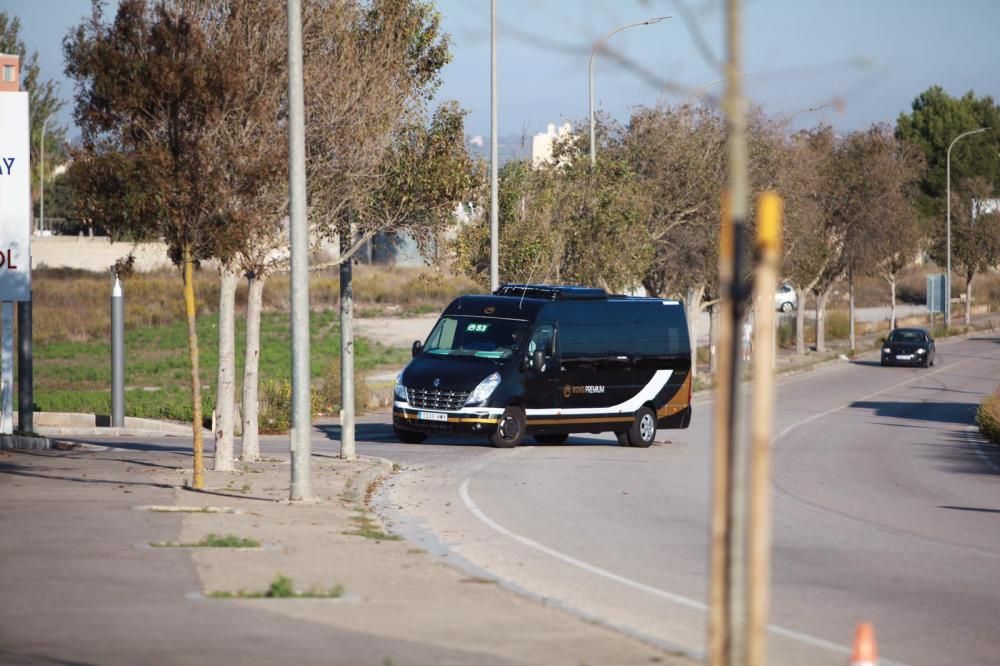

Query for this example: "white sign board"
[0,92,31,301]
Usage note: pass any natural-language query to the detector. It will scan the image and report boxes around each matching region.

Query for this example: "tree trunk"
[965,271,974,326]
[182,245,204,490]
[240,273,266,462]
[795,287,807,355]
[340,233,357,460]
[848,269,855,351]
[816,288,832,353]
[889,275,897,331]
[709,303,718,374]
[213,265,238,471]
[685,285,705,383]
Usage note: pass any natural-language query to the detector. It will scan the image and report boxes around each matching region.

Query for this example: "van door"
[558,304,611,410]
[522,322,561,411]
[605,302,639,407]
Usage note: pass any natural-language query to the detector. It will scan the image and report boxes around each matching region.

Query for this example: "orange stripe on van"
[657,372,692,418]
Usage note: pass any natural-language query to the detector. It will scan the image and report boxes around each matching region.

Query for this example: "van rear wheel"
[491,406,525,448]
[625,407,657,448]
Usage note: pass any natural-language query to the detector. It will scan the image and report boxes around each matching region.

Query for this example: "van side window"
[527,323,556,368]
[560,303,609,360]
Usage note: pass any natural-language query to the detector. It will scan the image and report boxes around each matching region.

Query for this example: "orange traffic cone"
[850,622,878,666]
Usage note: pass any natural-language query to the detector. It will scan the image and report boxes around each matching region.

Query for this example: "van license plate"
[418,411,448,422]
[896,354,913,360]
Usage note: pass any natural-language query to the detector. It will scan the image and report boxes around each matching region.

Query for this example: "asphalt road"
[58,334,1000,665]
[354,334,1000,666]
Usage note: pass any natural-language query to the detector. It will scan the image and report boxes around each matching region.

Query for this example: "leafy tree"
[362,101,484,259]
[453,136,653,293]
[65,0,243,488]
[896,86,1000,221]
[0,11,68,221]
[949,176,1000,325]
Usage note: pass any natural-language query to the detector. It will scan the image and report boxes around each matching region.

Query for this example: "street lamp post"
[39,114,51,235]
[946,127,989,325]
[588,16,668,167]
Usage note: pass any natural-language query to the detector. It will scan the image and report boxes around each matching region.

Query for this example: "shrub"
[825,310,851,340]
[976,388,1000,445]
[258,379,293,434]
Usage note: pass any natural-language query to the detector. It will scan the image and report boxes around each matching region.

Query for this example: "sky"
[6,0,1000,144]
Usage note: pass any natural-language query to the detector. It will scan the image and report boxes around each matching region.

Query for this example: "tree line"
[60,0,479,481]
[455,87,1000,377]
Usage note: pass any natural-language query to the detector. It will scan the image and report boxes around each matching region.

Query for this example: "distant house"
[531,122,572,168]
[0,53,19,92]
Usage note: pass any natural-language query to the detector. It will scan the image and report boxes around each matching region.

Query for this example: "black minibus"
[392,284,692,447]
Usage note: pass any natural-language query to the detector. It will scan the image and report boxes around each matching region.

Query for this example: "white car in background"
[775,284,797,312]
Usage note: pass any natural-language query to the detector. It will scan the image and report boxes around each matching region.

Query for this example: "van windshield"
[423,317,528,360]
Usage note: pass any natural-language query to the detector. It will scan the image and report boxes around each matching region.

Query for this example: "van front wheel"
[626,407,657,448]
[491,406,526,448]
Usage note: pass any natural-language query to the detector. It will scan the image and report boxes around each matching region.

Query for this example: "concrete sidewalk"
[0,443,693,665]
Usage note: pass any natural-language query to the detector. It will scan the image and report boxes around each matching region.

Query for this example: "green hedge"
[977,388,1000,445]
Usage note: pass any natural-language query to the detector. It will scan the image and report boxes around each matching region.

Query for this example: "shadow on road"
[850,400,977,426]
[938,505,1000,514]
[922,430,1000,477]
[317,423,618,449]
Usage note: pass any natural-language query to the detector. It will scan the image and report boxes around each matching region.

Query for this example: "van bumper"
[657,406,691,429]
[392,404,501,436]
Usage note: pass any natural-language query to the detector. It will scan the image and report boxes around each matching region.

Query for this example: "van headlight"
[394,373,408,402]
[882,347,891,353]
[466,372,501,406]
[916,348,926,354]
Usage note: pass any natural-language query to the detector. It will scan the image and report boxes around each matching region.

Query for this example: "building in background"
[531,122,572,168]
[0,53,19,92]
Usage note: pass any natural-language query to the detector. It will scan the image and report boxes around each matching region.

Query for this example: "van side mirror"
[411,340,422,358]
[533,350,545,371]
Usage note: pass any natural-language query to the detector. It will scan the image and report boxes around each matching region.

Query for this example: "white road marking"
[453,343,1000,663]
[458,476,904,661]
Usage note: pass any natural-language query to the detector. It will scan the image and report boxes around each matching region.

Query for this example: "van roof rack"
[493,284,608,300]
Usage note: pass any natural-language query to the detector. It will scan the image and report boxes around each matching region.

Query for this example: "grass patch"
[209,574,344,599]
[343,512,402,541]
[152,533,260,548]
[32,308,408,427]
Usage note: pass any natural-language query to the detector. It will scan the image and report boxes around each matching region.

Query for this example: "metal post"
[340,231,356,460]
[17,299,32,433]
[946,127,989,327]
[111,275,124,427]
[1,302,13,434]
[489,0,499,292]
[588,17,669,168]
[287,0,312,501]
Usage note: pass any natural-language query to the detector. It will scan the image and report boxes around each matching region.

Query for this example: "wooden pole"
[748,192,782,666]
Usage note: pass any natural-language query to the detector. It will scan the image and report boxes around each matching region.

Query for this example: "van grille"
[407,387,468,411]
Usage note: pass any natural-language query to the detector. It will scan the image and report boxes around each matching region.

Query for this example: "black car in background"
[881,328,935,367]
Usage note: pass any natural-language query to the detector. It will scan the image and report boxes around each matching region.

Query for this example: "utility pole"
[489,0,499,292]
[286,0,312,501]
[710,0,752,663]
